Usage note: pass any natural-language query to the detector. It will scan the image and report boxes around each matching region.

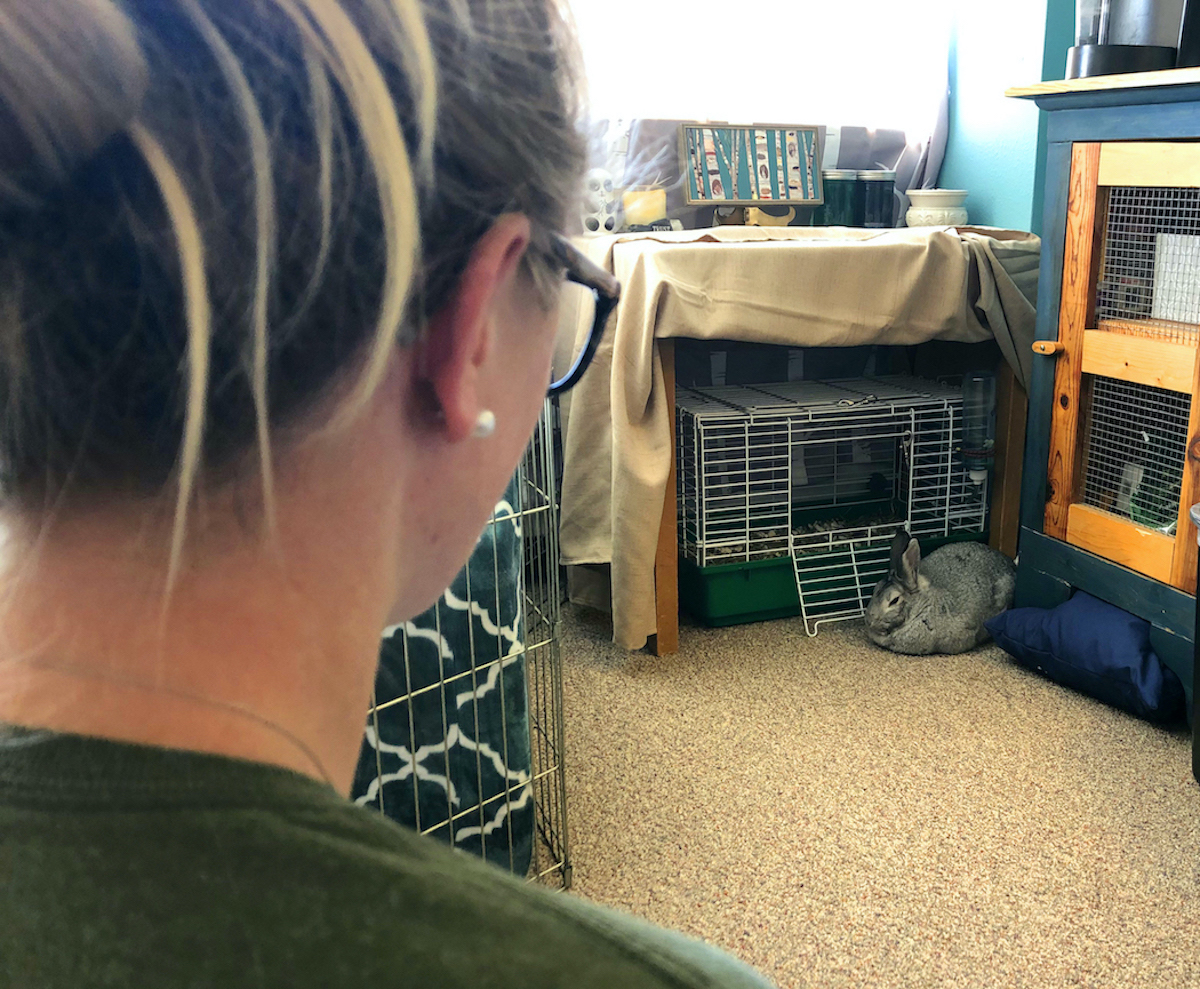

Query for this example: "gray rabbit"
[864,529,1015,655]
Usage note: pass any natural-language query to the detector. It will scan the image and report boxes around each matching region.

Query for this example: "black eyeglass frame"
[544,233,620,396]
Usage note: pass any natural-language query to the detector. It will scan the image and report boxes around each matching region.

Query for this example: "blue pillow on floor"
[985,591,1186,724]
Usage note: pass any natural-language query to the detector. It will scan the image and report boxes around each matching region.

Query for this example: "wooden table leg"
[989,362,1028,560]
[651,339,679,656]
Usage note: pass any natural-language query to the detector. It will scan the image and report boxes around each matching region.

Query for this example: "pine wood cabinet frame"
[1044,141,1200,595]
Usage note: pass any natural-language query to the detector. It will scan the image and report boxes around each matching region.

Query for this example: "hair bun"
[0,0,148,207]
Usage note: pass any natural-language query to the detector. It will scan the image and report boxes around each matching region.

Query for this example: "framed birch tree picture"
[680,124,823,206]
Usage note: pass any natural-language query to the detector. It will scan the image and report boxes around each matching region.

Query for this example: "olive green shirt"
[0,730,773,988]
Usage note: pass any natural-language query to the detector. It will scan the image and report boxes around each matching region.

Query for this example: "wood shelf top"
[1007,66,1200,99]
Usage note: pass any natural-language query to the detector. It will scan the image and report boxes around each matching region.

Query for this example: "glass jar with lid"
[858,169,896,228]
[816,169,859,226]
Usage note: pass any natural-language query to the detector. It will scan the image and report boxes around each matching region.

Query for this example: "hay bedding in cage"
[790,510,905,553]
[701,510,904,564]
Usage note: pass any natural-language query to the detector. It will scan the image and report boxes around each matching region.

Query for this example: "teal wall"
[1031,0,1078,233]
[939,0,1075,233]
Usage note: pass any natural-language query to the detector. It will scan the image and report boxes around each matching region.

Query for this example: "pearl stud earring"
[471,410,496,439]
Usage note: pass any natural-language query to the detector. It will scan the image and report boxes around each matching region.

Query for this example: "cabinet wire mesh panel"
[1085,183,1198,538]
[1081,376,1192,533]
[1096,185,1200,343]
[353,401,571,888]
[677,377,987,635]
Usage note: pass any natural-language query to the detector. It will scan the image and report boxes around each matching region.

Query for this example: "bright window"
[568,0,952,137]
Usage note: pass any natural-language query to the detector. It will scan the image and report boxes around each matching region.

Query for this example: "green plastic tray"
[679,531,989,628]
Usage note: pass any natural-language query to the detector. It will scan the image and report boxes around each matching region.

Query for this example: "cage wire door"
[351,400,571,888]
[1042,142,1200,594]
[676,377,988,635]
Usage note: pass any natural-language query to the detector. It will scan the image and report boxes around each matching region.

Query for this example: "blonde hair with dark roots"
[0,0,585,574]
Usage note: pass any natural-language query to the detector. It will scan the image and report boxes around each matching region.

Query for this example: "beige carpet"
[558,605,1200,989]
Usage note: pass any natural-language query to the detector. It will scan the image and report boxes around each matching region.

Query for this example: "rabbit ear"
[888,529,911,577]
[898,538,921,592]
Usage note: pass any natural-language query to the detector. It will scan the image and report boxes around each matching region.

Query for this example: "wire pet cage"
[676,377,988,635]
[352,401,571,888]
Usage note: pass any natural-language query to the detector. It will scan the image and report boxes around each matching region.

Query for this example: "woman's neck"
[0,421,410,796]
[0,508,390,793]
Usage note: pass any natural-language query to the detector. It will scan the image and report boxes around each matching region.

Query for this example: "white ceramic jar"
[905,189,969,227]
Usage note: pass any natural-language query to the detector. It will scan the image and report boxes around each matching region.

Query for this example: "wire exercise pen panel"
[353,402,570,888]
[519,403,571,887]
[1096,186,1200,343]
[676,377,988,634]
[1081,376,1192,534]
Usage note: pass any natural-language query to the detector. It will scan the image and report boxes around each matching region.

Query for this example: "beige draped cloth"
[558,225,1041,650]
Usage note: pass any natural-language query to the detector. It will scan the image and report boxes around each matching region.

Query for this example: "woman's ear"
[415,214,532,441]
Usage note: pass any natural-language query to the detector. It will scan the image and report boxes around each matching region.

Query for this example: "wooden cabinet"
[1043,141,1200,595]
[1009,70,1200,746]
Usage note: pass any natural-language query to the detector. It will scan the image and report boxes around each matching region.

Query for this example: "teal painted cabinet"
[1011,74,1200,771]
